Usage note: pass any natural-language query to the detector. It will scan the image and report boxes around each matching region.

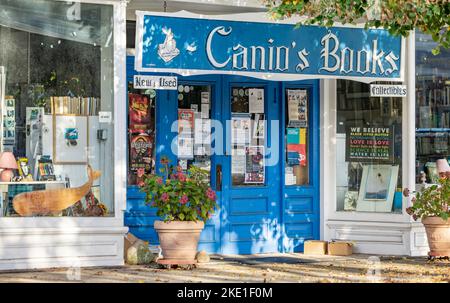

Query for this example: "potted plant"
[140,157,217,264]
[403,175,450,258]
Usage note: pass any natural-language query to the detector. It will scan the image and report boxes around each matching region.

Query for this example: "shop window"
[176,85,211,176]
[0,0,114,217]
[284,89,309,186]
[336,80,402,213]
[231,86,266,186]
[127,85,156,186]
[416,32,450,183]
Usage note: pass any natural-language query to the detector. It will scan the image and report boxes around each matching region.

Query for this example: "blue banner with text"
[135,12,403,81]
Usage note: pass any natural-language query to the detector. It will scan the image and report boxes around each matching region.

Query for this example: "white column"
[321,78,337,241]
[113,0,128,213]
[404,31,428,256]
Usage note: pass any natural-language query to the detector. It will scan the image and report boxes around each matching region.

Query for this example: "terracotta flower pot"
[422,217,450,257]
[154,220,204,262]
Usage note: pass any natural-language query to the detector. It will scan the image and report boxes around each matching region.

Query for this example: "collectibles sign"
[345,126,394,163]
[135,11,404,81]
[370,84,407,97]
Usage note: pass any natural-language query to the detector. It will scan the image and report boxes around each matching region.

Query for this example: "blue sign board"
[135,11,404,82]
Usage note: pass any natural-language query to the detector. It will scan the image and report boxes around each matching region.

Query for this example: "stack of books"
[50,96,100,116]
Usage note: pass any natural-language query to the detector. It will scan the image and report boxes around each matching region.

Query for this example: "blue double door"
[126,68,320,254]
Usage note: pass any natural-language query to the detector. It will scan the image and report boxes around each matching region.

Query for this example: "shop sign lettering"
[135,12,404,81]
[370,84,407,97]
[133,75,178,90]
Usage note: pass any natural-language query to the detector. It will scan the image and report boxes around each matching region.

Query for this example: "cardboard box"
[304,240,328,255]
[328,241,353,256]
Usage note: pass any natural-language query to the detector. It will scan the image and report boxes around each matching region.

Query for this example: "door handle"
[216,164,222,192]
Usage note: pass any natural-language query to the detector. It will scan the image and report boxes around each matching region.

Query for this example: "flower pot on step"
[154,220,204,263]
[422,216,450,257]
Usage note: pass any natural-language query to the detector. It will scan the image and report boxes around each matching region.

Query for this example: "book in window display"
[16,157,33,181]
[36,155,56,181]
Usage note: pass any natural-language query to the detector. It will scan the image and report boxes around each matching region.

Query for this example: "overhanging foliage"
[263,0,450,54]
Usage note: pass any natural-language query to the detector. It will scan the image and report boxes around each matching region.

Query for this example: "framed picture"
[356,164,399,212]
[53,115,88,164]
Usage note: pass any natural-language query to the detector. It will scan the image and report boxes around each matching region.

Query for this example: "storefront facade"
[0,0,443,271]
[124,7,425,256]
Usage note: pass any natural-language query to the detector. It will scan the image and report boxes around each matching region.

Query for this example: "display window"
[415,31,450,183]
[0,0,115,217]
[336,80,403,213]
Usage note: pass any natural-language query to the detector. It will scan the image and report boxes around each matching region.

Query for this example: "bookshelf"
[415,78,450,182]
[50,96,100,116]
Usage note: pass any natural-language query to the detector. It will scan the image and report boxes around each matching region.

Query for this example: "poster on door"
[231,114,251,145]
[178,136,194,159]
[286,128,307,166]
[244,146,265,184]
[129,94,151,130]
[287,90,308,128]
[249,88,264,113]
[178,109,195,135]
[129,132,153,185]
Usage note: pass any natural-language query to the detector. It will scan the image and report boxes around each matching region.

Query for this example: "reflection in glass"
[0,0,114,217]
[336,80,403,213]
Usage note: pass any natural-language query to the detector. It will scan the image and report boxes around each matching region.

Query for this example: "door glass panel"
[127,83,156,186]
[177,85,211,177]
[285,89,309,186]
[231,86,266,187]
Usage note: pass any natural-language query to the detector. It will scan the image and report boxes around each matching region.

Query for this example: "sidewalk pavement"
[0,253,448,283]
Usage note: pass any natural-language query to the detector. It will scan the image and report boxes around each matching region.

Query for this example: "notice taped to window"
[345,126,394,163]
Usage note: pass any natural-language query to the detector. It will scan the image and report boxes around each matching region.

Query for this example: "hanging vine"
[263,0,450,54]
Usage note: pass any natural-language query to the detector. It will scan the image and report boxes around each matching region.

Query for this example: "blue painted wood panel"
[125,56,320,254]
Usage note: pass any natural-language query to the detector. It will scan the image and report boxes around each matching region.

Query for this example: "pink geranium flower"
[177,172,187,182]
[180,194,188,205]
[206,187,216,200]
[160,192,169,202]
